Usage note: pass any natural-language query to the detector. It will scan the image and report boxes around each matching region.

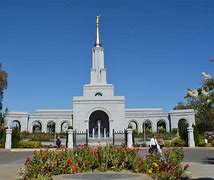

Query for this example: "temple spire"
[95,15,101,47]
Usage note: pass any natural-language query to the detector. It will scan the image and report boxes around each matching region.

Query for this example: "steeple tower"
[90,16,107,84]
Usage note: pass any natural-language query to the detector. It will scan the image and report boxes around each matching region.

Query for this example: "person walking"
[149,134,158,153]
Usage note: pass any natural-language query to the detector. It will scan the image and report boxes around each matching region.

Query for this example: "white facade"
[4,17,195,136]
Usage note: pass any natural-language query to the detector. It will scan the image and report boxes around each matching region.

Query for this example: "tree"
[0,64,8,111]
[175,72,214,134]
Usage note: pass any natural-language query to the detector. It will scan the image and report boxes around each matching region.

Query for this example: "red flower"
[33,150,37,155]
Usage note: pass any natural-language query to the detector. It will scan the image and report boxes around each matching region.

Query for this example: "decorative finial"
[96,15,100,26]
[95,15,101,47]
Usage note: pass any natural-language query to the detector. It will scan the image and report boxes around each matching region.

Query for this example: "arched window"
[61,121,69,132]
[129,120,138,131]
[11,120,21,131]
[157,120,166,132]
[47,121,55,133]
[32,121,42,133]
[95,92,102,96]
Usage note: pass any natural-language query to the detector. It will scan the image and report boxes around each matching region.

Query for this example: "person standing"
[56,136,61,148]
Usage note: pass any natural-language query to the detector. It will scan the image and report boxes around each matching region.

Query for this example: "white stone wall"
[83,84,114,97]
[4,112,28,132]
[170,109,195,129]
[73,96,126,135]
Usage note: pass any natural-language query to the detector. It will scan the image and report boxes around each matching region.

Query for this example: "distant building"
[4,17,195,137]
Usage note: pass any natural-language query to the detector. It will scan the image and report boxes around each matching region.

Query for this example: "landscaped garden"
[17,145,189,180]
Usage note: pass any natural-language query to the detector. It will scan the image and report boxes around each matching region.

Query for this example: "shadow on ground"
[203,157,214,164]
[191,178,214,180]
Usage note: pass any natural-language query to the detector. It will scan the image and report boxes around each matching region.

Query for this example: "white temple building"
[4,16,195,137]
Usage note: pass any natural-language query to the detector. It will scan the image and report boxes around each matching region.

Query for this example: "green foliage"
[158,128,166,134]
[144,147,189,179]
[178,120,188,146]
[171,138,186,147]
[163,140,172,147]
[0,64,8,111]
[198,134,206,147]
[193,124,199,146]
[0,126,6,148]
[172,128,177,135]
[17,146,189,180]
[18,141,40,148]
[21,132,55,142]
[175,73,214,133]
[12,126,21,148]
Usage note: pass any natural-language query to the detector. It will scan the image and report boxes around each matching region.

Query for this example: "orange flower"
[146,169,152,174]
[138,160,141,164]
[134,168,139,173]
[41,151,47,158]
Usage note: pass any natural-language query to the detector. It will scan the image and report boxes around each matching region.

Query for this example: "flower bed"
[17,145,189,180]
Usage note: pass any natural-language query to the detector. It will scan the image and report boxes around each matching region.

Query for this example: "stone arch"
[89,110,109,138]
[142,120,152,132]
[178,118,189,130]
[128,119,139,131]
[61,121,69,132]
[32,121,42,133]
[11,120,21,131]
[86,107,112,121]
[157,119,167,132]
[47,121,56,133]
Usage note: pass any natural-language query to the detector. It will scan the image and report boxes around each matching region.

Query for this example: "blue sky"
[1,0,214,113]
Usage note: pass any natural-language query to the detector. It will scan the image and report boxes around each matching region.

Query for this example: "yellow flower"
[146,169,152,174]
[152,162,158,168]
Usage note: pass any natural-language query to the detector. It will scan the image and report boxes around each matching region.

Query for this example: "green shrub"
[0,126,6,148]
[198,134,206,147]
[12,126,21,148]
[206,143,213,147]
[158,128,166,134]
[163,140,171,147]
[178,120,188,146]
[211,140,214,147]
[18,140,40,148]
[193,124,199,146]
[171,138,186,147]
[172,128,177,135]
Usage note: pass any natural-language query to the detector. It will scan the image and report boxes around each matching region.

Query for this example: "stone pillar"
[5,128,12,149]
[127,128,133,148]
[187,127,195,147]
[67,129,74,149]
[109,120,113,138]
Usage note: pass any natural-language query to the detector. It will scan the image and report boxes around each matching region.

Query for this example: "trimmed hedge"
[18,140,40,148]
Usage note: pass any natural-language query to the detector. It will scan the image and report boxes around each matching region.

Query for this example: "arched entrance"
[89,110,109,138]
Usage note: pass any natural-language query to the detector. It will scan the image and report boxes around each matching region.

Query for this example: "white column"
[5,128,12,149]
[67,129,74,149]
[187,127,195,147]
[97,120,101,140]
[104,128,106,139]
[127,128,133,148]
[92,128,95,139]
